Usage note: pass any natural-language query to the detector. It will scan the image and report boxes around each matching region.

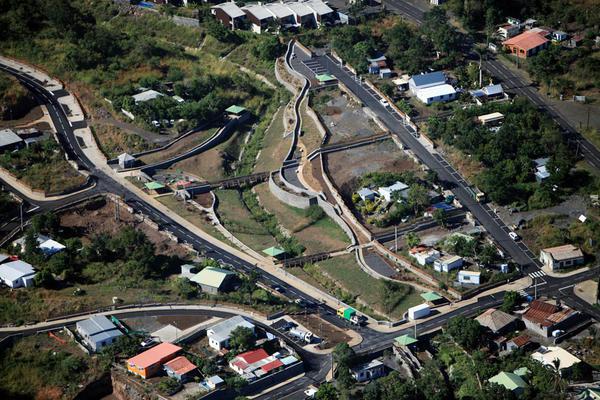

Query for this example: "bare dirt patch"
[293,313,351,349]
[139,126,218,165]
[0,105,43,128]
[325,139,420,198]
[59,197,188,258]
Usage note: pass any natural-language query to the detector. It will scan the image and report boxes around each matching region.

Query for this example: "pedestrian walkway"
[528,270,547,280]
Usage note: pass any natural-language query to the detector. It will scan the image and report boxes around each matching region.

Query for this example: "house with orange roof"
[503,31,550,58]
[229,348,285,381]
[163,356,197,382]
[127,342,182,379]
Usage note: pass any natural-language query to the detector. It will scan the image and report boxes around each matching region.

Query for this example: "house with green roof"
[394,334,418,347]
[144,181,166,193]
[315,74,336,83]
[225,105,247,116]
[488,371,528,396]
[263,246,286,259]
[190,267,238,295]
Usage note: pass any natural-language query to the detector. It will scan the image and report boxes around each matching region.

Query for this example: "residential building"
[0,260,36,288]
[118,153,136,169]
[503,31,550,58]
[506,334,532,352]
[568,34,585,48]
[475,308,519,334]
[477,112,505,126]
[488,371,528,396]
[76,315,123,352]
[0,129,25,152]
[207,315,255,351]
[408,71,446,94]
[190,266,238,294]
[132,89,164,104]
[206,375,225,390]
[357,188,377,202]
[367,55,387,74]
[286,2,315,28]
[377,181,409,202]
[415,84,457,105]
[392,75,410,91]
[264,3,296,26]
[531,346,581,373]
[458,270,481,285]
[471,85,508,106]
[524,18,538,29]
[552,31,568,42]
[180,264,196,278]
[430,0,446,5]
[507,17,521,26]
[39,238,66,256]
[229,348,284,380]
[303,0,335,26]
[350,359,386,383]
[434,255,463,272]
[0,254,10,264]
[379,68,393,79]
[522,300,578,337]
[127,342,182,379]
[410,248,441,266]
[497,23,520,39]
[163,356,197,382]
[540,245,584,271]
[211,2,246,31]
[534,157,551,182]
[242,4,274,33]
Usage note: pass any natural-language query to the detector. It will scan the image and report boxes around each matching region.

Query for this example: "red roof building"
[503,31,550,58]
[523,300,578,337]
[261,359,284,373]
[229,348,286,379]
[127,342,182,379]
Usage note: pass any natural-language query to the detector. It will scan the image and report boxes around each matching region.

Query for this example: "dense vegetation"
[331,8,463,74]
[0,72,36,120]
[0,138,87,194]
[428,98,575,208]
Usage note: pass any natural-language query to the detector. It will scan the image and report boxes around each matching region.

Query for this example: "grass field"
[215,189,278,251]
[254,183,349,254]
[254,106,289,173]
[290,254,422,320]
[91,125,155,159]
[300,98,325,153]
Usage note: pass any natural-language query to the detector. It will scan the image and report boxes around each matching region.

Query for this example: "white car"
[508,231,520,241]
[304,386,318,398]
[379,98,390,107]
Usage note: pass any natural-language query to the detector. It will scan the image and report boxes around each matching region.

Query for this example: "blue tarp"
[432,202,454,211]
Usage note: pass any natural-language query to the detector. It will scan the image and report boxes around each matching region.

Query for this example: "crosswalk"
[528,270,547,279]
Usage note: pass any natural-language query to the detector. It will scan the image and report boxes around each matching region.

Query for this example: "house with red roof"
[503,30,550,58]
[163,356,197,382]
[522,300,579,337]
[229,348,285,380]
[127,342,182,379]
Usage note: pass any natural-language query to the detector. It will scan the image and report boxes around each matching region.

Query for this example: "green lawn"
[215,189,278,252]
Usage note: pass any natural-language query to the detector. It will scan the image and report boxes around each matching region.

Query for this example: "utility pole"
[534,276,537,300]
[19,202,24,231]
[394,226,398,252]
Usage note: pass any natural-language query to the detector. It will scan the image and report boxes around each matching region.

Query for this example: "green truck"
[337,307,366,326]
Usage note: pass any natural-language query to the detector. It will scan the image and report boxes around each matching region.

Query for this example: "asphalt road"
[295,51,543,274]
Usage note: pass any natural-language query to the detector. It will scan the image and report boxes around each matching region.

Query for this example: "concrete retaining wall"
[316,196,356,246]
[269,172,315,209]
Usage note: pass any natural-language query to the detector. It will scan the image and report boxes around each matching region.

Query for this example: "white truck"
[408,303,430,320]
[289,328,313,344]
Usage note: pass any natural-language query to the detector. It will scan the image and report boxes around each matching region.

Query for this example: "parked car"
[509,232,520,241]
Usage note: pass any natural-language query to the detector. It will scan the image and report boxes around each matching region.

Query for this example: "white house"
[207,316,255,351]
[39,239,66,256]
[412,249,441,266]
[76,315,123,352]
[132,89,164,104]
[357,188,377,202]
[434,255,463,272]
[552,31,568,42]
[539,245,584,271]
[458,270,481,285]
[350,359,386,383]
[531,346,581,373]
[497,23,520,39]
[378,181,409,202]
[416,84,457,105]
[0,260,36,288]
[409,71,446,94]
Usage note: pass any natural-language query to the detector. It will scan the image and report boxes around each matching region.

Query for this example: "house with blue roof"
[409,71,446,95]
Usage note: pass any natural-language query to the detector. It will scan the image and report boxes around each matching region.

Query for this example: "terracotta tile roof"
[261,359,284,373]
[524,300,576,327]
[503,31,549,50]
[237,348,269,364]
[164,356,197,376]
[545,308,576,324]
[127,343,181,369]
[510,334,531,348]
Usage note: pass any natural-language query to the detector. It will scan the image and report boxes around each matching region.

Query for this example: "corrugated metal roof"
[0,260,35,282]
[410,71,446,88]
[0,129,24,148]
[190,266,235,288]
[213,2,246,19]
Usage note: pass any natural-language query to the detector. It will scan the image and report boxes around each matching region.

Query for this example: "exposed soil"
[0,105,43,128]
[293,313,351,349]
[59,197,189,258]
[194,192,214,208]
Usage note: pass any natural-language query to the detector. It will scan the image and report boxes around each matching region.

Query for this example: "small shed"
[206,375,224,390]
[379,68,393,79]
[263,246,286,259]
[144,181,166,194]
[315,74,336,84]
[357,188,377,202]
[190,266,237,294]
[163,356,197,382]
[458,270,481,285]
[118,153,136,169]
[226,105,247,117]
[0,129,25,152]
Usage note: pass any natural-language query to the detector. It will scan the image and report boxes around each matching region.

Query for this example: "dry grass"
[254,106,289,173]
[92,124,154,159]
[300,98,325,154]
[139,127,218,165]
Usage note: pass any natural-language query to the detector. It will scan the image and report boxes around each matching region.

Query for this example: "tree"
[405,232,420,248]
[479,243,499,266]
[229,326,255,353]
[407,185,430,215]
[446,315,482,348]
[416,361,451,400]
[34,268,55,288]
[173,277,197,299]
[501,291,521,313]
[316,383,339,400]
[252,36,281,61]
[333,343,355,367]
[432,208,447,228]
